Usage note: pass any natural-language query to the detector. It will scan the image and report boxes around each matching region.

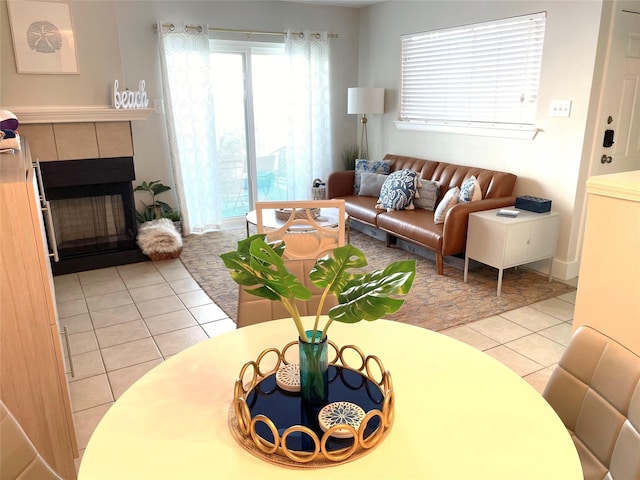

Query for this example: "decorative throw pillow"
[434,186,460,224]
[354,159,391,194]
[358,172,389,197]
[376,169,420,211]
[471,179,482,201]
[459,175,481,203]
[413,179,440,210]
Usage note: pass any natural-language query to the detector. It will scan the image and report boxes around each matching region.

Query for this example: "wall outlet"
[550,100,571,118]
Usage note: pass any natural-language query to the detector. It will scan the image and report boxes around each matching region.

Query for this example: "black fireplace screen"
[50,194,127,251]
[40,157,146,275]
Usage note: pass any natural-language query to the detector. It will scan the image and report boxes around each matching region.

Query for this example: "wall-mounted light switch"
[153,99,163,114]
[550,100,572,118]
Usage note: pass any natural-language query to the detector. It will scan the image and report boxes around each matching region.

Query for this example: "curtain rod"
[154,23,338,39]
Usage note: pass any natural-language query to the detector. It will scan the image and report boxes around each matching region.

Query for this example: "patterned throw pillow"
[354,159,391,194]
[434,186,460,224]
[413,179,440,210]
[376,169,420,211]
[358,172,389,197]
[459,175,482,203]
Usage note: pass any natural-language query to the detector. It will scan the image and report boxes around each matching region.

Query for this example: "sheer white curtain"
[157,23,220,234]
[284,31,332,200]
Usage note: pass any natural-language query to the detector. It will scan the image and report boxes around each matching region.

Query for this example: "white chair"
[237,200,346,328]
[0,401,63,480]
[255,199,346,260]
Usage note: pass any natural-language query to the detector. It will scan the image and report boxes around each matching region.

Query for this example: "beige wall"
[0,0,124,106]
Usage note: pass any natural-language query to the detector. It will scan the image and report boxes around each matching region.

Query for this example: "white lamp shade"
[347,87,385,115]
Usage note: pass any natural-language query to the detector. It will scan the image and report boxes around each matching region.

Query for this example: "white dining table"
[79,318,582,479]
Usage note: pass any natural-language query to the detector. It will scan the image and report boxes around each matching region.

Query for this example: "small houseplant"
[221,234,416,403]
[341,144,359,171]
[134,180,181,224]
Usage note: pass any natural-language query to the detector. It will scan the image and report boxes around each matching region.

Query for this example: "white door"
[591,1,640,176]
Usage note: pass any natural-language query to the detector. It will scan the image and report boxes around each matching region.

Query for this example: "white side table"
[464,208,560,296]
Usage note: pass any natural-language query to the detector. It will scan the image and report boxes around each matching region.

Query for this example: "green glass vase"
[298,330,329,405]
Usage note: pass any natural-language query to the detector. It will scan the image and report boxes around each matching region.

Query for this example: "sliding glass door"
[210,41,288,219]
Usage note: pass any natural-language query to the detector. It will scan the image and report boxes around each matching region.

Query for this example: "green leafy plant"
[220,234,416,343]
[163,210,182,222]
[134,180,180,224]
[341,145,359,170]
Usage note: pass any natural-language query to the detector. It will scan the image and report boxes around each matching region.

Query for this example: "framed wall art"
[7,0,78,74]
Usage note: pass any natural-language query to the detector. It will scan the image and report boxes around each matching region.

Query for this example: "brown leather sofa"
[327,153,517,274]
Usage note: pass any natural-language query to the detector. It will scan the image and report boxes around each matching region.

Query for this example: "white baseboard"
[507,257,579,283]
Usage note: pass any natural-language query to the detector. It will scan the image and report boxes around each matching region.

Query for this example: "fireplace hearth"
[40,157,147,275]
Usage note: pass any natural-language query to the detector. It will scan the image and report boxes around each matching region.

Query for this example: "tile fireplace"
[10,109,156,275]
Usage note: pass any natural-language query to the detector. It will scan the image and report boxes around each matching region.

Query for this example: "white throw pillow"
[434,187,459,224]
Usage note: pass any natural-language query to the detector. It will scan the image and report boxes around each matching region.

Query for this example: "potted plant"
[134,180,182,231]
[341,144,359,171]
[221,234,416,404]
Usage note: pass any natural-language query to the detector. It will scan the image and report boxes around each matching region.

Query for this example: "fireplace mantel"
[6,105,154,124]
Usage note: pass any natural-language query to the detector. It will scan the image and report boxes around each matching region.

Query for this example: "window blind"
[400,12,546,130]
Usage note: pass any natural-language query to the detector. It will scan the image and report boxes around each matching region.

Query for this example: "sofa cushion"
[354,159,391,194]
[377,209,444,251]
[376,169,420,211]
[459,175,482,203]
[338,195,382,226]
[414,179,440,210]
[434,186,459,224]
[358,172,388,197]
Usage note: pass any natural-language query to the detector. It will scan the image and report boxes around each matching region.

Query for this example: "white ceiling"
[280,0,381,7]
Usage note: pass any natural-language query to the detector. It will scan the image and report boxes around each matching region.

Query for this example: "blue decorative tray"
[246,365,383,453]
[228,340,394,468]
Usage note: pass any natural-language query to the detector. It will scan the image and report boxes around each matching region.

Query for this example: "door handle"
[603,129,615,147]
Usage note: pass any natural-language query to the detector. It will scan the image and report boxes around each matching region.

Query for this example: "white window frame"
[397,12,546,139]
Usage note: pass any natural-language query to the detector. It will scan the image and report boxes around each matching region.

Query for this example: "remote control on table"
[497,209,519,218]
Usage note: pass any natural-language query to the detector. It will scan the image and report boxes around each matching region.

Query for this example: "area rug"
[180,228,575,332]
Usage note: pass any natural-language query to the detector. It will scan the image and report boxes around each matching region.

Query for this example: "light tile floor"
[54,259,236,470]
[54,258,577,472]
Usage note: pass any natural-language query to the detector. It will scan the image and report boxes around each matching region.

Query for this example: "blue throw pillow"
[376,169,420,211]
[459,175,481,203]
[354,159,391,194]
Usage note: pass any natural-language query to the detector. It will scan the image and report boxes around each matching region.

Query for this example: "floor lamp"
[347,87,385,160]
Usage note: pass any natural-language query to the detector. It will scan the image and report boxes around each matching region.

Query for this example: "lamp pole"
[359,114,369,160]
